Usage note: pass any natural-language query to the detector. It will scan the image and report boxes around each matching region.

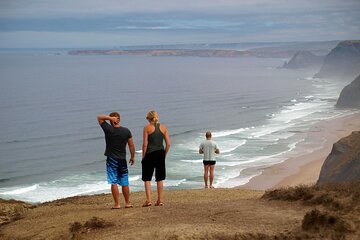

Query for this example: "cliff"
[314,40,360,81]
[281,51,324,69]
[336,75,360,108]
[317,131,360,184]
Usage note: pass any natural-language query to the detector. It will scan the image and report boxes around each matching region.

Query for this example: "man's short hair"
[206,131,212,138]
[109,112,120,119]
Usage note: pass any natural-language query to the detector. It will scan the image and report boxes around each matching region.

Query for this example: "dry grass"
[158,232,274,240]
[262,181,360,211]
[262,184,313,202]
[262,181,360,239]
[0,199,34,226]
[69,216,114,239]
[302,209,352,232]
[1,185,359,240]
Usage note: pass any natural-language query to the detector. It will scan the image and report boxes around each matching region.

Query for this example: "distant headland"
[69,49,254,58]
[68,41,339,58]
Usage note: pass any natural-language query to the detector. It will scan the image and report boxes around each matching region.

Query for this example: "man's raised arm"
[97,115,117,125]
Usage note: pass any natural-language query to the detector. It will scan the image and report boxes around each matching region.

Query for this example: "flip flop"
[111,207,121,210]
[155,201,164,206]
[125,205,133,208]
[142,201,152,207]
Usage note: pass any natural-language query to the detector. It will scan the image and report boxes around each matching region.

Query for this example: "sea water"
[0,49,355,203]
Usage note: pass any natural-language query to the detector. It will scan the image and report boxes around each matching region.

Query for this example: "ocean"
[0,49,355,203]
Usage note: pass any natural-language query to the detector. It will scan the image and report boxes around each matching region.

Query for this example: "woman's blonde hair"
[146,110,159,125]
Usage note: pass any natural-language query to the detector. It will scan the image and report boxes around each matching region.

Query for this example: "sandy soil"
[1,188,312,240]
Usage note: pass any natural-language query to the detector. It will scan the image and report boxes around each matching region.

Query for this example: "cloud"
[0,0,359,47]
[0,30,238,48]
[1,0,359,18]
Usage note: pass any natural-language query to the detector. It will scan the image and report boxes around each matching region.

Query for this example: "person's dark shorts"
[142,149,166,182]
[106,157,129,186]
[203,160,216,166]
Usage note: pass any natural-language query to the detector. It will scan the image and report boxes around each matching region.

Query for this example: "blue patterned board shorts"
[106,157,129,186]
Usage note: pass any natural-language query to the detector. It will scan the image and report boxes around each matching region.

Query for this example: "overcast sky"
[0,0,359,48]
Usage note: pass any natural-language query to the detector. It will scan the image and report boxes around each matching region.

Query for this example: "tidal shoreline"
[242,111,360,190]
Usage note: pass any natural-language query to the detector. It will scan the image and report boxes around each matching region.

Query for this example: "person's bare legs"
[121,186,132,207]
[143,181,152,206]
[111,184,121,208]
[209,165,215,188]
[156,180,164,205]
[204,165,209,188]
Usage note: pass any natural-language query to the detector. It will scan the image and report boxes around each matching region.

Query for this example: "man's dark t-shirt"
[101,122,132,160]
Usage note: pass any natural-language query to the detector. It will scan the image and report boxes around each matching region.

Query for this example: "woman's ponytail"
[147,110,159,125]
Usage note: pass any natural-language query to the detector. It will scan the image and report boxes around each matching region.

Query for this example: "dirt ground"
[0,188,310,240]
[2,185,359,240]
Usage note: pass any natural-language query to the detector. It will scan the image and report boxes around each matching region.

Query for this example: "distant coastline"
[68,41,339,58]
[68,49,281,58]
[69,49,253,57]
[68,48,325,58]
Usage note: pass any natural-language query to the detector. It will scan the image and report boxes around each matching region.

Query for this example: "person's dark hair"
[206,131,212,138]
[109,112,120,119]
[109,112,120,126]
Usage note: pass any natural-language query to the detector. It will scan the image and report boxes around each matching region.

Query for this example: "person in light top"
[199,131,220,188]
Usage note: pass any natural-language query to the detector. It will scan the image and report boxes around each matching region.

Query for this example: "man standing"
[199,131,220,189]
[98,112,135,209]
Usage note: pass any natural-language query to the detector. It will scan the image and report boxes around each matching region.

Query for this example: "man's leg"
[209,165,215,188]
[204,165,209,188]
[118,159,132,207]
[111,184,121,208]
[121,185,132,207]
[107,157,121,208]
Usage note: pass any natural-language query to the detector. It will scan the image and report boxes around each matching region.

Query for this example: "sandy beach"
[243,111,360,190]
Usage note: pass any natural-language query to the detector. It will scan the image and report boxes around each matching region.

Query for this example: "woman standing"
[142,110,171,207]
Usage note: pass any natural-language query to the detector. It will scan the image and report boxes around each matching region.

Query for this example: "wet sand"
[242,112,360,190]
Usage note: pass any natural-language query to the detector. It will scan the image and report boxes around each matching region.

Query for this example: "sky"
[0,0,359,48]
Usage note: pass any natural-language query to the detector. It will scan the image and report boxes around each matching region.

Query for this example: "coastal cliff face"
[317,131,360,184]
[281,51,324,69]
[314,40,360,81]
[336,75,360,108]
